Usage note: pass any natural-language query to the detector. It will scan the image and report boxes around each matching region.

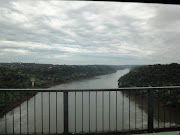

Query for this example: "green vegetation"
[118,63,180,106]
[0,63,116,88]
[0,63,116,115]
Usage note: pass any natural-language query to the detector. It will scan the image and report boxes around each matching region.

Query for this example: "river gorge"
[0,69,179,134]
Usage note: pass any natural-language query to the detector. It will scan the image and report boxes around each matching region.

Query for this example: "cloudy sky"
[0,1,180,65]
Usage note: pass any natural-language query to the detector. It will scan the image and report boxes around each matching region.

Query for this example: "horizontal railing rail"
[0,86,180,135]
[1,85,180,91]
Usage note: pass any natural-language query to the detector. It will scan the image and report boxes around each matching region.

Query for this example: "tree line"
[0,63,116,88]
[0,63,116,115]
[118,63,180,106]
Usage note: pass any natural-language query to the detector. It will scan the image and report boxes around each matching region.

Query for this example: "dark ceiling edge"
[74,0,180,5]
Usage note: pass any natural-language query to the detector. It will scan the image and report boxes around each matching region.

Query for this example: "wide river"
[0,69,179,134]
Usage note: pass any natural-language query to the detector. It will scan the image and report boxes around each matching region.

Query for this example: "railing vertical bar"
[109,91,110,131]
[20,91,22,135]
[170,89,172,127]
[12,92,15,134]
[122,91,124,130]
[27,92,29,134]
[49,92,50,134]
[96,91,97,132]
[64,92,69,135]
[148,89,154,133]
[175,89,178,127]
[89,91,90,133]
[135,90,137,130]
[129,90,130,130]
[141,90,143,129]
[75,92,76,133]
[82,91,84,133]
[164,89,165,128]
[158,90,160,128]
[102,91,104,132]
[56,91,57,134]
[5,91,7,135]
[34,92,36,134]
[116,90,117,131]
[41,92,43,134]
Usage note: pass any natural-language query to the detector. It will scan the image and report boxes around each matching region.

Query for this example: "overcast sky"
[0,1,180,65]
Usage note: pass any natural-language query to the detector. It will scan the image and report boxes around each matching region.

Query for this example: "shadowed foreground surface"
[132,131,180,135]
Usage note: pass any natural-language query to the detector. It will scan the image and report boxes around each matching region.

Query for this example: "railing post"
[148,89,154,133]
[64,92,69,135]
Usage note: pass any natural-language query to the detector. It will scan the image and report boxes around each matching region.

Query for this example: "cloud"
[0,1,180,65]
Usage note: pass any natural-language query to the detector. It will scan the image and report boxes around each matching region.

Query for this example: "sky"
[0,1,180,65]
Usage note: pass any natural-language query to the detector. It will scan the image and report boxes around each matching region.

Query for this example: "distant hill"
[118,63,180,87]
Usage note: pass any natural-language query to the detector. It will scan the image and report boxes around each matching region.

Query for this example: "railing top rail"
[0,86,180,92]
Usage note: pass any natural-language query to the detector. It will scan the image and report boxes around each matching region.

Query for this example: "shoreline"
[0,71,117,117]
[123,90,180,109]
[41,71,117,88]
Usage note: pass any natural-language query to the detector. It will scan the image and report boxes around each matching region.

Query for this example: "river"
[0,69,179,134]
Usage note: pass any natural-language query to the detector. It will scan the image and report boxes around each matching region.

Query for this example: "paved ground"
[131,131,180,135]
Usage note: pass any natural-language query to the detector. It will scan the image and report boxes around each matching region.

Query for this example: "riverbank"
[0,70,117,117]
[118,63,180,107]
[41,71,117,88]
[123,89,180,109]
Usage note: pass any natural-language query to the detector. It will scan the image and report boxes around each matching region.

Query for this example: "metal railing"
[0,86,180,134]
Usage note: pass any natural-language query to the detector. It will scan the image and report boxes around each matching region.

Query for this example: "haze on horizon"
[0,1,180,65]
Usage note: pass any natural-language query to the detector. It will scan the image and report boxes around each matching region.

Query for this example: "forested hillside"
[0,63,116,115]
[0,63,116,88]
[118,63,180,106]
[118,63,180,87]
